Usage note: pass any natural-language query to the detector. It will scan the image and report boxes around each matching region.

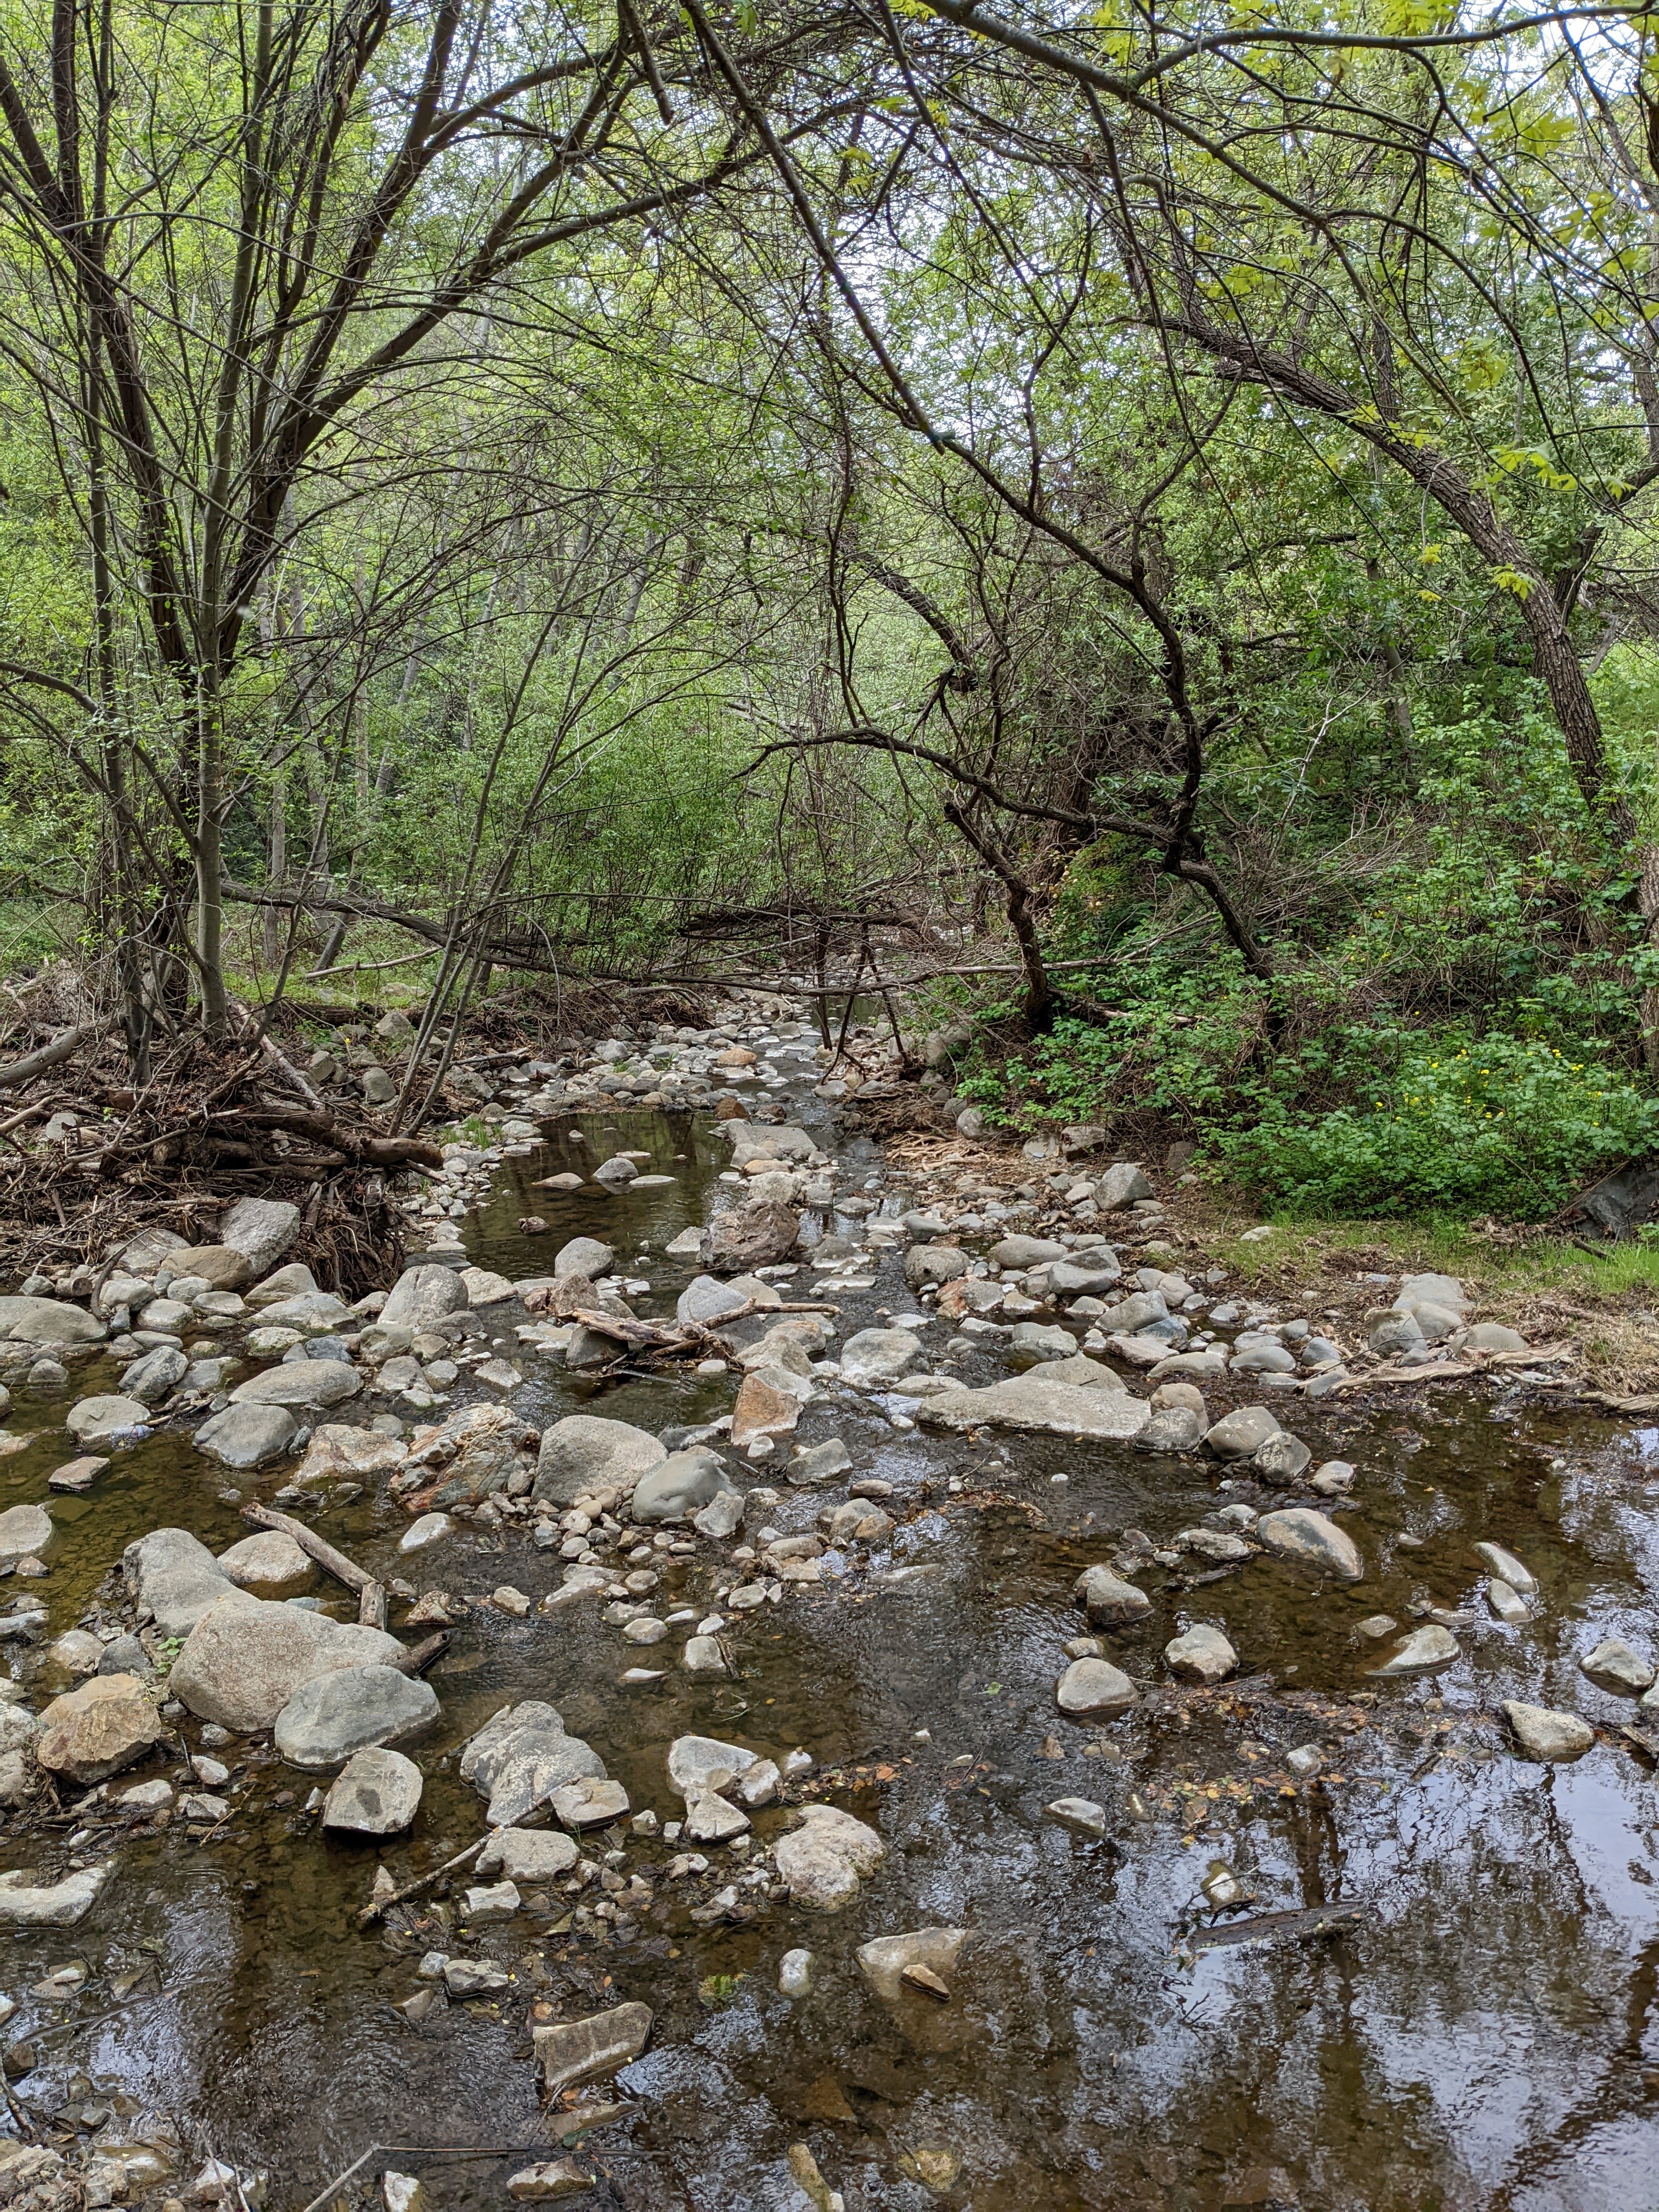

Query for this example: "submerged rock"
[1372,1624,1459,1675]
[322,1747,423,1835]
[855,1926,967,2002]
[0,1505,52,1570]
[1255,1508,1363,1581]
[774,1804,886,1909]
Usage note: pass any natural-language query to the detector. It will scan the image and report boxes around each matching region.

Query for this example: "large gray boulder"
[0,1296,104,1345]
[221,1197,302,1273]
[534,1414,664,1505]
[1096,1163,1154,1210]
[193,1402,297,1469]
[667,1735,757,1798]
[124,1528,234,1636]
[168,1593,403,1733]
[321,1747,422,1835]
[1504,1701,1593,1761]
[919,1375,1150,1442]
[229,1361,361,1409]
[274,1665,439,1769]
[380,1263,467,1330]
[839,1328,926,1386]
[631,1447,726,1523]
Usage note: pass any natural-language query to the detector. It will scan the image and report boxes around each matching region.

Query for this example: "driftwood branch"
[354,1831,491,1928]
[0,1020,103,1088]
[241,1501,371,1592]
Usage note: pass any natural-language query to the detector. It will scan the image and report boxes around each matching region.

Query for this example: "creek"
[0,1045,1656,2212]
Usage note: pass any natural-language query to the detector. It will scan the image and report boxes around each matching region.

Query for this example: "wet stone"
[193,1403,297,1470]
[534,2002,654,2095]
[321,1747,422,1835]
[273,1665,439,1769]
[1579,1639,1655,1694]
[1504,1701,1594,1761]
[1488,1578,1530,1623]
[1055,1657,1138,1719]
[1045,1797,1107,1836]
[1372,1624,1459,1675]
[1164,1623,1238,1685]
[774,1805,886,1910]
[1074,1565,1152,1627]
[1255,1508,1363,1581]
[1473,1541,1536,1595]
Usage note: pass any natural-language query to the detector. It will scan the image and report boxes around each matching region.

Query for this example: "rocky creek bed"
[0,1003,1651,2211]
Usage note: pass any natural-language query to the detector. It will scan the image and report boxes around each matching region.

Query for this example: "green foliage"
[1218,1033,1658,1219]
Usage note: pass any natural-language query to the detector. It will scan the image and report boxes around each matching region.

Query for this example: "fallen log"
[358,1582,387,1629]
[0,1020,104,1088]
[389,1629,449,1677]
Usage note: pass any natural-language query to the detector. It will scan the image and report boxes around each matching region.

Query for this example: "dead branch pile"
[0,1011,442,1290]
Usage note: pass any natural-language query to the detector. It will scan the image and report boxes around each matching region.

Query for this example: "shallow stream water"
[0,1067,1656,2211]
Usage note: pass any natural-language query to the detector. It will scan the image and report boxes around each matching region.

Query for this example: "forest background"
[5,0,1659,1234]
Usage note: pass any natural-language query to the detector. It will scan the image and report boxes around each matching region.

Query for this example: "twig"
[354,1832,493,1929]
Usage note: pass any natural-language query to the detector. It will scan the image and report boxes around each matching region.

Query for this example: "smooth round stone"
[622,1616,667,1644]
[778,1948,816,1997]
[1055,1657,1138,1718]
[230,1362,362,1409]
[399,1512,452,1553]
[217,1531,313,1589]
[1488,1578,1530,1623]
[1045,1796,1107,1836]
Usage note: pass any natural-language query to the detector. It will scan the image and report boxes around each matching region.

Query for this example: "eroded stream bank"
[0,1000,1653,2212]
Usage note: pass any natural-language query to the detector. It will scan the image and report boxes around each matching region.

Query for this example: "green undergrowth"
[949,980,1659,1226]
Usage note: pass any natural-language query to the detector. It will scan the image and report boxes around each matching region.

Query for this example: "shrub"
[1217,1034,1658,1218]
